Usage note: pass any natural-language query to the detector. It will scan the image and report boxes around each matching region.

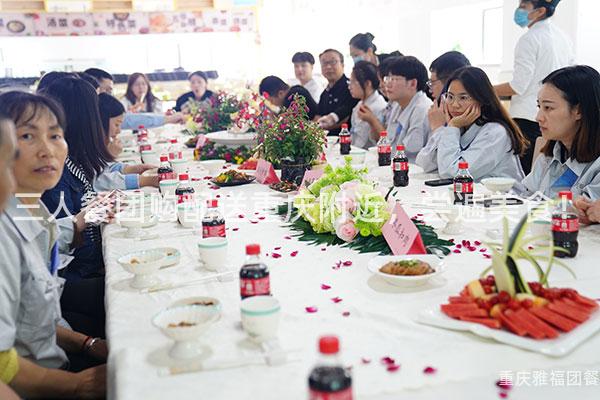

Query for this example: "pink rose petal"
[284,236,292,240]
[468,246,477,252]
[474,241,482,246]
[453,250,461,254]
[321,247,327,251]
[456,244,462,249]
[380,357,395,365]
[342,311,350,317]
[271,253,282,259]
[331,297,343,303]
[449,238,455,243]
[361,358,371,364]
[232,228,239,232]
[274,247,282,250]
[480,248,487,253]
[305,306,318,313]
[238,214,245,218]
[483,254,492,259]
[496,380,513,391]
[342,261,353,267]
[499,393,508,399]
[386,364,401,372]
[321,284,332,290]
[250,220,259,224]
[254,212,260,215]
[290,251,298,257]
[216,195,221,198]
[423,366,437,375]
[258,216,266,220]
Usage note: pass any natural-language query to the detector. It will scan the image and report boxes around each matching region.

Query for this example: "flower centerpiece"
[276,158,453,255]
[229,93,274,134]
[194,141,254,164]
[258,94,326,184]
[183,91,243,136]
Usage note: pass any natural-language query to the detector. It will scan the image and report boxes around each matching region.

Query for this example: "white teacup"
[159,179,179,197]
[529,219,552,245]
[240,296,281,342]
[349,149,366,165]
[142,150,160,165]
[177,204,202,228]
[197,237,228,271]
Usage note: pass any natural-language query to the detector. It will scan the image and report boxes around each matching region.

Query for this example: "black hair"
[98,93,125,137]
[77,72,100,90]
[541,65,600,163]
[378,51,403,65]
[447,67,528,156]
[349,32,377,53]
[352,60,380,92]
[319,49,344,66]
[387,56,429,93]
[0,111,12,149]
[84,68,114,82]
[430,51,471,81]
[378,56,402,78]
[188,70,208,82]
[524,0,559,18]
[283,86,318,120]
[45,77,113,180]
[37,71,77,93]
[0,91,67,135]
[291,52,315,65]
[258,76,290,97]
[125,72,159,113]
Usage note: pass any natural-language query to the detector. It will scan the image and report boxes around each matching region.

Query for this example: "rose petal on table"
[274,247,282,250]
[271,253,282,259]
[331,297,343,303]
[342,311,351,317]
[453,250,461,254]
[361,358,371,364]
[258,217,266,220]
[342,261,353,267]
[321,247,327,251]
[456,244,462,249]
[232,228,239,232]
[290,251,298,257]
[386,364,401,372]
[250,220,259,224]
[238,214,245,218]
[320,284,331,290]
[423,366,437,375]
[480,248,487,253]
[305,306,318,313]
[499,392,508,399]
[483,254,492,259]
[496,380,512,391]
[474,241,481,246]
[284,236,292,240]
[380,357,395,365]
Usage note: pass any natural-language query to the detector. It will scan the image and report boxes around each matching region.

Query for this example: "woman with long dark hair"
[416,66,528,181]
[41,77,113,280]
[122,72,162,113]
[521,65,600,200]
[174,70,215,113]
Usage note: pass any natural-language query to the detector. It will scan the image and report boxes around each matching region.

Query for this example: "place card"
[256,159,280,184]
[195,134,208,149]
[382,202,426,255]
[300,169,324,188]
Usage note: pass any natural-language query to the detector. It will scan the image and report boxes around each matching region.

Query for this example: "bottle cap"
[341,123,348,129]
[396,145,405,151]
[246,244,260,255]
[458,162,469,169]
[207,199,218,208]
[170,139,178,143]
[178,173,189,181]
[558,191,573,201]
[138,125,145,129]
[318,336,340,354]
[379,131,387,137]
[160,155,168,162]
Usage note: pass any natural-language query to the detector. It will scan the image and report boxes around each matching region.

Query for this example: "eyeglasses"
[383,76,406,84]
[442,92,473,105]
[321,60,339,67]
[426,79,442,88]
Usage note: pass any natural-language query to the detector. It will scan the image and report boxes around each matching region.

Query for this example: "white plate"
[417,306,600,357]
[205,130,257,146]
[367,255,444,287]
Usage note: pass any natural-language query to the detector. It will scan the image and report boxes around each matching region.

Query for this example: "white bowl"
[116,212,157,237]
[240,296,281,342]
[367,255,445,288]
[197,237,228,271]
[481,177,516,194]
[159,179,179,197]
[169,296,221,312]
[152,305,219,359]
[198,159,226,175]
[118,249,166,289]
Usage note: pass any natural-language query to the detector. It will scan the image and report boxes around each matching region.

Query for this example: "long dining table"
[104,125,600,399]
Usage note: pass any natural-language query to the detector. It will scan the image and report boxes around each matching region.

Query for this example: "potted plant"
[258,94,326,184]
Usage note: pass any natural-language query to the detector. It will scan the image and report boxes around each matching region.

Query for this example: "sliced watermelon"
[458,316,501,329]
[573,294,599,311]
[448,296,475,304]
[547,301,590,323]
[530,307,579,332]
[516,309,559,339]
[498,312,527,336]
[440,303,482,311]
[560,298,596,314]
[441,304,489,318]
[505,309,545,339]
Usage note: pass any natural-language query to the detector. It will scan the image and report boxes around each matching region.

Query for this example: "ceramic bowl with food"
[117,249,166,289]
[367,255,445,287]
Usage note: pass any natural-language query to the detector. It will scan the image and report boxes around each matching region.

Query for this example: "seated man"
[258,75,318,120]
[291,51,324,104]
[315,49,359,135]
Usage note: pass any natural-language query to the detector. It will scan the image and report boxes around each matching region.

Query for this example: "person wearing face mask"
[349,32,379,66]
[291,52,324,104]
[494,0,573,176]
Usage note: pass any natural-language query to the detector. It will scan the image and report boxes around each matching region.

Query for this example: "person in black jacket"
[174,70,215,112]
[258,75,318,120]
[315,49,359,135]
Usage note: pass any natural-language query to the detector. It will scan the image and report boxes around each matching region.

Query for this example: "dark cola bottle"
[392,145,409,187]
[552,191,579,258]
[308,336,352,400]
[239,244,270,299]
[175,173,195,204]
[202,199,226,238]
[157,155,175,182]
[377,131,391,167]
[453,161,474,205]
[339,123,351,155]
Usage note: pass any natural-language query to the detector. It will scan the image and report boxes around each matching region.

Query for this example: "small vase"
[280,160,311,185]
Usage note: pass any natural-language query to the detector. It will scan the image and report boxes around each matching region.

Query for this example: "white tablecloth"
[105,127,600,399]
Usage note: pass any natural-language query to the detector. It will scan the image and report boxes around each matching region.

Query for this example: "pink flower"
[321,284,331,290]
[305,306,318,313]
[335,220,358,243]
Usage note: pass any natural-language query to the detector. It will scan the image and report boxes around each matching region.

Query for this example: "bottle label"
[378,144,391,154]
[169,151,183,160]
[159,171,175,181]
[140,144,152,152]
[240,276,270,297]
[309,388,353,400]
[203,223,226,238]
[552,217,579,233]
[454,182,473,193]
[340,135,351,144]
[177,193,194,204]
[393,162,409,171]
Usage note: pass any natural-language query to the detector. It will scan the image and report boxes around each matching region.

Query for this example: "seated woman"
[121,72,162,113]
[258,75,318,119]
[42,77,113,281]
[97,93,158,191]
[348,61,387,149]
[174,71,215,113]
[520,65,600,200]
[415,66,527,181]
[0,97,106,398]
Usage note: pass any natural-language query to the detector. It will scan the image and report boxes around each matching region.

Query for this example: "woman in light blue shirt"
[520,65,600,200]
[416,67,528,181]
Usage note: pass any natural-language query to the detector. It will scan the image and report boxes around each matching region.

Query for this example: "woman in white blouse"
[121,72,162,113]
[348,61,387,149]
[416,66,528,181]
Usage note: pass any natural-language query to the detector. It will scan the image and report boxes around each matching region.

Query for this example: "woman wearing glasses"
[415,66,528,181]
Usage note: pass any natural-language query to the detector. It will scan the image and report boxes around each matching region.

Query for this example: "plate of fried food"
[367,255,445,287]
[211,170,256,187]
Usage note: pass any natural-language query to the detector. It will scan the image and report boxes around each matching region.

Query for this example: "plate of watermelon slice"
[417,276,600,357]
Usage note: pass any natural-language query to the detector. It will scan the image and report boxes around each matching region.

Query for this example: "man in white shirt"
[494,0,574,174]
[291,52,324,105]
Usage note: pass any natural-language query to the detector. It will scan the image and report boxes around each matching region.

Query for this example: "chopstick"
[140,271,235,293]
